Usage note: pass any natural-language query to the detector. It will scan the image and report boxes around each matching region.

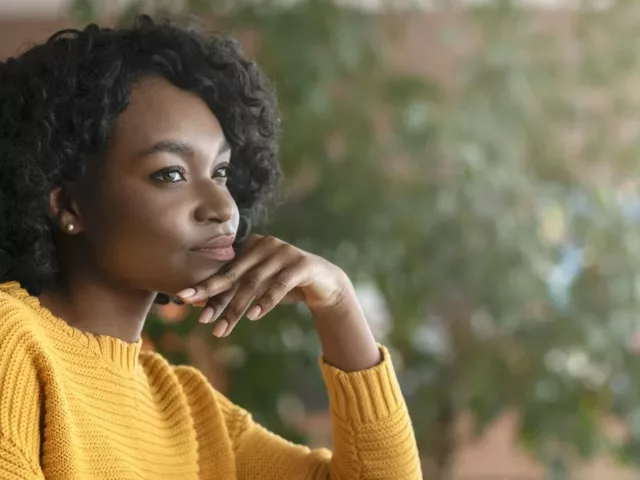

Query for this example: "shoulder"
[0,284,45,447]
[0,282,47,365]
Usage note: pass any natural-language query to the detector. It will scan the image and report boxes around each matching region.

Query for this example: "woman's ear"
[49,185,84,235]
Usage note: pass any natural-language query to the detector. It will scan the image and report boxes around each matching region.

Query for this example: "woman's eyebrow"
[138,139,230,158]
[138,140,194,159]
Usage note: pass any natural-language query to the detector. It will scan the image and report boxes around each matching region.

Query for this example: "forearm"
[310,278,381,373]
[319,345,423,479]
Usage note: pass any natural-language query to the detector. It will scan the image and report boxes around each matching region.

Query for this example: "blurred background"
[5,0,640,478]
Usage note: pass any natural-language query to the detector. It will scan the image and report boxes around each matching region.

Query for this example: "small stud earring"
[66,224,75,232]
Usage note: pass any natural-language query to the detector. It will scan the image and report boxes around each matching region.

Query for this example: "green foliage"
[71,0,640,477]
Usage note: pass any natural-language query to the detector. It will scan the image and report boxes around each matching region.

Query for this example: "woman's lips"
[192,235,236,261]
[192,246,236,261]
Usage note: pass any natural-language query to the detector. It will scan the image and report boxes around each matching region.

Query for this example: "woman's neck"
[38,274,156,343]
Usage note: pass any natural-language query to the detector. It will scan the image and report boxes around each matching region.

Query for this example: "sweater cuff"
[319,345,404,425]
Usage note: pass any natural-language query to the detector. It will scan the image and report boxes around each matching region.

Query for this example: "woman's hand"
[177,235,351,338]
[177,234,381,372]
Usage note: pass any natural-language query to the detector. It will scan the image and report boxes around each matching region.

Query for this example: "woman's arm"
[0,437,45,480]
[207,345,421,480]
[178,234,422,479]
[310,287,422,478]
[0,300,45,480]
[308,272,382,373]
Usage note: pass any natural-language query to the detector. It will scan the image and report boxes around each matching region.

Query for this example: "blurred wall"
[0,19,72,58]
[0,0,67,18]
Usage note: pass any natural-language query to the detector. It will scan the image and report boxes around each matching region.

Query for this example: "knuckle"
[198,279,215,294]
[297,255,312,268]
[265,235,283,248]
[272,276,291,291]
[282,243,302,260]
[221,269,237,282]
[260,291,279,306]
[243,275,262,291]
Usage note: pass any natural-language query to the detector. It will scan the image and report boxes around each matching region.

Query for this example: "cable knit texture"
[0,281,421,479]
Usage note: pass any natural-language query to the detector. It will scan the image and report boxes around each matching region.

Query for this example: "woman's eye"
[213,164,232,179]
[150,167,186,184]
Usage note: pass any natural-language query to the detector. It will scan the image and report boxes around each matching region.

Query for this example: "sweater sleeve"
[222,345,422,480]
[0,438,45,480]
[0,300,45,480]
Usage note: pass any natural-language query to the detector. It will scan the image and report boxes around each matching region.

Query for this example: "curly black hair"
[0,15,282,301]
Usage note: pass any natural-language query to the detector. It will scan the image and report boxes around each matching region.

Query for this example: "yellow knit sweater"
[0,281,421,479]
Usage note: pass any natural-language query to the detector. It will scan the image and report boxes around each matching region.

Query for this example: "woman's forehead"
[108,77,227,157]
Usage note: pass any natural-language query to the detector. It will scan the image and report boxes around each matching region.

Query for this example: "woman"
[0,15,420,480]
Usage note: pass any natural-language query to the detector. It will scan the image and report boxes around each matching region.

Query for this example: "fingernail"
[246,305,262,321]
[199,307,215,324]
[177,288,197,299]
[213,319,228,337]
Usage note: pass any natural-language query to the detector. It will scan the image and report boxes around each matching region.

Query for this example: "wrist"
[311,287,381,372]
[309,272,357,318]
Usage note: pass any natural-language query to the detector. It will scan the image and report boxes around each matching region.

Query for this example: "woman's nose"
[193,181,235,224]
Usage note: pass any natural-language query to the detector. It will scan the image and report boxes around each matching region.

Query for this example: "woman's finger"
[217,256,291,337]
[177,235,283,302]
[198,285,238,324]
[249,259,310,321]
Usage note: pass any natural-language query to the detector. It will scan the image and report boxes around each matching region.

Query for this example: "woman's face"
[73,76,240,295]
